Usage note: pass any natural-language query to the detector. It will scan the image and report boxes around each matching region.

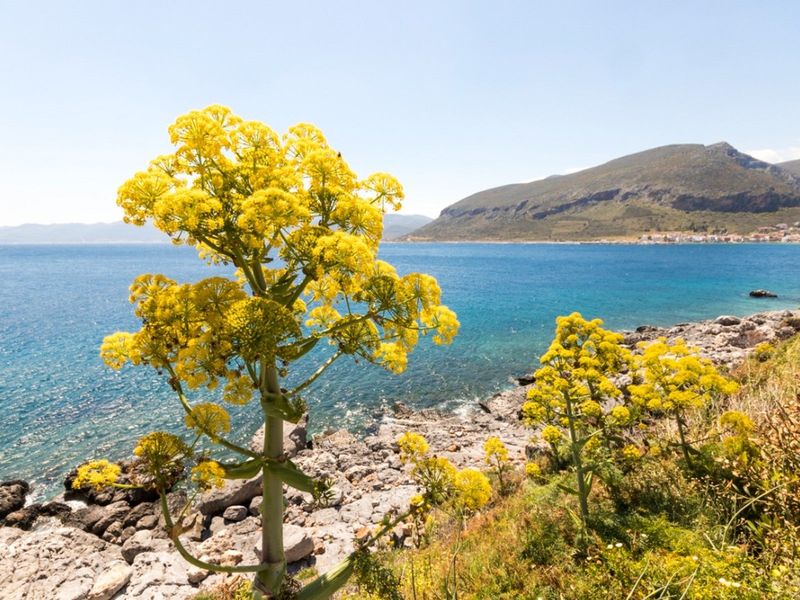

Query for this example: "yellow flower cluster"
[629,338,738,415]
[522,313,632,432]
[397,432,493,513]
[134,431,190,485]
[620,444,643,462]
[524,462,542,478]
[72,460,121,490]
[184,403,232,440]
[719,410,759,467]
[453,468,492,511]
[483,436,510,465]
[112,106,459,379]
[541,425,563,444]
[100,332,139,369]
[191,460,226,490]
[116,105,403,262]
[397,432,429,464]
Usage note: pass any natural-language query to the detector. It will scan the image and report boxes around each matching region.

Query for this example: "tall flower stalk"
[96,106,459,598]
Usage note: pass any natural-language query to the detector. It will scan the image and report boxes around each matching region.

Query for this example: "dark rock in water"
[0,480,30,520]
[636,325,659,333]
[4,505,42,529]
[750,289,778,298]
[515,374,536,386]
[4,501,69,530]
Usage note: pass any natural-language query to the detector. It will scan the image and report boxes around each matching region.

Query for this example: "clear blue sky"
[1,0,799,225]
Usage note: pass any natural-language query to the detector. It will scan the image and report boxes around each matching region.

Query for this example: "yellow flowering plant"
[100,106,459,599]
[629,337,738,468]
[521,313,634,530]
[483,436,513,495]
[397,432,492,547]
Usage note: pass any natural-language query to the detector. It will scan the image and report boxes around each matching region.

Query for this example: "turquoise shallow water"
[1,242,799,500]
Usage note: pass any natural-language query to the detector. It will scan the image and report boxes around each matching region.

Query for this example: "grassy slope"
[340,335,800,600]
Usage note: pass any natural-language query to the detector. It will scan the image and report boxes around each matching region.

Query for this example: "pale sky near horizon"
[1,0,800,226]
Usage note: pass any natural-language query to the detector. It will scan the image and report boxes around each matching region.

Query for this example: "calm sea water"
[1,243,799,500]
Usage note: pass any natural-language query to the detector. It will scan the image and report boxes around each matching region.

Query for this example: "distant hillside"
[778,158,800,177]
[382,214,433,240]
[0,214,433,244]
[0,222,166,244]
[409,143,800,241]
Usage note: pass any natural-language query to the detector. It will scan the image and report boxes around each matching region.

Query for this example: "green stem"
[676,414,693,469]
[289,350,343,397]
[255,363,287,597]
[564,391,590,533]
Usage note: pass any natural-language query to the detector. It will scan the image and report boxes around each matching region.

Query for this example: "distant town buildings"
[638,222,800,244]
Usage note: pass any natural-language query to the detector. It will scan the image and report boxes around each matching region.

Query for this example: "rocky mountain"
[0,214,433,244]
[408,143,800,241]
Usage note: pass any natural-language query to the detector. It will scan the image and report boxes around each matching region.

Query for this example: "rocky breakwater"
[1,308,798,598]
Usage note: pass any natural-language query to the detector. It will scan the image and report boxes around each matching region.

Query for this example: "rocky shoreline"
[1,308,799,600]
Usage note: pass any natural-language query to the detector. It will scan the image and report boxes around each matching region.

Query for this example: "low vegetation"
[332,317,800,599]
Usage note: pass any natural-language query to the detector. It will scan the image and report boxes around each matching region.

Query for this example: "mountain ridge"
[408,143,800,241]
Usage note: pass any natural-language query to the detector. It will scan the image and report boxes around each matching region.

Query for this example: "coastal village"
[638,221,800,243]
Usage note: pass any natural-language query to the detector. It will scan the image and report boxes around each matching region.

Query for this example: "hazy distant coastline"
[0,214,433,244]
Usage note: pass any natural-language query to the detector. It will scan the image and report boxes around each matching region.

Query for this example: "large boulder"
[3,505,42,530]
[86,561,132,600]
[195,476,263,516]
[254,523,314,564]
[121,529,173,564]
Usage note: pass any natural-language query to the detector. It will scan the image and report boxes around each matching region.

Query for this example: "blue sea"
[2,243,800,500]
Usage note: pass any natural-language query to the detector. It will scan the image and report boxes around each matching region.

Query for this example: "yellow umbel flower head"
[483,436,510,465]
[453,468,492,511]
[191,460,226,490]
[397,432,429,464]
[184,403,232,440]
[72,460,121,491]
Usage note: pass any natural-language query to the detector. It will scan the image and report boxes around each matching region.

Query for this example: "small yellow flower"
[524,462,541,478]
[72,460,121,490]
[621,444,642,462]
[541,425,563,444]
[483,436,509,465]
[184,403,231,440]
[191,460,226,490]
[608,405,632,426]
[453,468,492,511]
[397,432,429,464]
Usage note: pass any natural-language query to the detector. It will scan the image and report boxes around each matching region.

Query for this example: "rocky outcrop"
[624,309,800,368]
